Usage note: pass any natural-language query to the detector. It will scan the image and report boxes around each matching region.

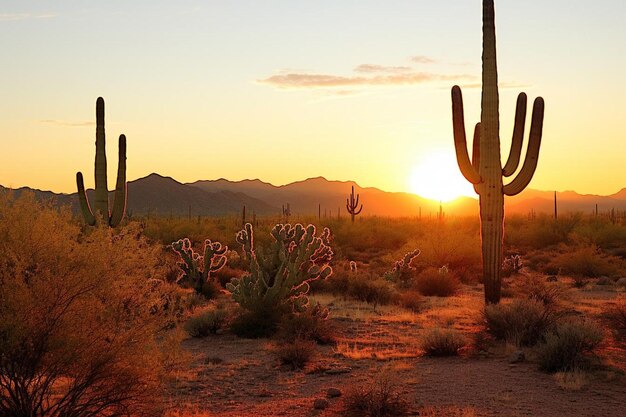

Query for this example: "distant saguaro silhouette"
[346,185,363,223]
[76,97,127,227]
[451,0,545,304]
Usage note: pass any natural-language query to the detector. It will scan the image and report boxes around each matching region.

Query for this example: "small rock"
[509,350,525,364]
[313,398,330,410]
[546,275,558,282]
[615,277,626,288]
[327,388,342,398]
[597,276,613,285]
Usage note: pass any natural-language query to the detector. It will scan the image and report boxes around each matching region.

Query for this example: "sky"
[1,0,626,199]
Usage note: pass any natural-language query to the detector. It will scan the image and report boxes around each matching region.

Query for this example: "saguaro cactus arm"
[503,98,545,196]
[502,93,528,176]
[452,86,481,185]
[109,135,127,227]
[76,172,96,226]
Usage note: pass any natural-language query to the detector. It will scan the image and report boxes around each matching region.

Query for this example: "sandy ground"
[165,285,626,417]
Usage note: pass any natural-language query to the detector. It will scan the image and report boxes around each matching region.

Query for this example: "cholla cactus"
[502,254,522,277]
[227,223,333,314]
[385,248,420,287]
[349,261,358,273]
[172,238,227,294]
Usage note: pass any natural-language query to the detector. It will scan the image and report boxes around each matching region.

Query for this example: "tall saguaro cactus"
[452,0,545,304]
[76,97,127,227]
[346,185,363,223]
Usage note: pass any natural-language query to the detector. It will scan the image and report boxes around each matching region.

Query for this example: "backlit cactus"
[452,0,545,303]
[227,223,333,314]
[384,248,420,287]
[346,185,363,223]
[172,238,227,294]
[76,97,127,227]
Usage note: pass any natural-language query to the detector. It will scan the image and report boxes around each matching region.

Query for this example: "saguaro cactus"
[452,0,545,304]
[76,97,127,227]
[346,185,363,223]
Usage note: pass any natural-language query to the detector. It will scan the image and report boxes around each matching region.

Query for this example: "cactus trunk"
[451,0,545,304]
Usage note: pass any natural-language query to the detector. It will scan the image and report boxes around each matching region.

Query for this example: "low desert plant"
[537,319,603,372]
[513,274,564,306]
[420,328,466,356]
[483,299,556,346]
[344,373,410,417]
[184,306,228,337]
[275,338,317,370]
[397,290,423,312]
[414,266,459,297]
[502,254,523,277]
[548,244,623,279]
[276,303,335,344]
[348,277,397,308]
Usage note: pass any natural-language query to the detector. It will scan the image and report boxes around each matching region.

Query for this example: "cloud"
[258,72,474,90]
[411,55,436,64]
[353,64,413,73]
[0,13,58,22]
[38,119,94,127]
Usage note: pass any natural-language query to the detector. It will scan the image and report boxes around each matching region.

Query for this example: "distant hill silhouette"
[4,174,626,218]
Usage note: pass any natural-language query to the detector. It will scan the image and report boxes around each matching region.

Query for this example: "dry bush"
[512,274,564,307]
[420,328,466,357]
[183,305,229,337]
[548,244,624,279]
[347,276,397,308]
[397,290,423,312]
[274,338,317,370]
[537,319,603,373]
[0,193,179,417]
[483,299,556,346]
[344,373,410,417]
[414,267,459,297]
[276,304,335,344]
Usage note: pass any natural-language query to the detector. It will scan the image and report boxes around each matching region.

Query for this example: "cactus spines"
[346,185,363,223]
[172,238,227,294]
[451,0,545,304]
[76,97,127,227]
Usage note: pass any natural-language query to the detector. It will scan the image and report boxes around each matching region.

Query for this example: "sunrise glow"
[409,151,476,202]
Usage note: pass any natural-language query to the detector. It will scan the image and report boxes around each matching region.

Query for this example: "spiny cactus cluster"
[171,238,227,294]
[76,97,127,227]
[385,248,421,287]
[452,0,545,303]
[227,223,333,314]
[346,186,362,223]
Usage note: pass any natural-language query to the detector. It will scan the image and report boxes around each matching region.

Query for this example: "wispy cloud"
[38,119,94,127]
[353,64,413,73]
[411,55,436,64]
[259,72,474,90]
[0,12,58,22]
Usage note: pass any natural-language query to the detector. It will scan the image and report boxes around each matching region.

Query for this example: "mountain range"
[3,173,626,218]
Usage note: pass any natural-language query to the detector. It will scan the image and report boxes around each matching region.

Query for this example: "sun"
[409,151,477,202]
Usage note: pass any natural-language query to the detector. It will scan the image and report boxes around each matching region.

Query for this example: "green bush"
[484,299,556,346]
[414,267,459,297]
[537,320,603,372]
[420,328,466,356]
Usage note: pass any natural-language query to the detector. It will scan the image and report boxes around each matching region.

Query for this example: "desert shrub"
[383,248,420,288]
[275,338,317,370]
[344,373,410,417]
[414,266,459,297]
[0,193,178,417]
[171,237,227,296]
[397,290,423,312]
[276,303,335,344]
[348,277,397,308]
[230,308,283,338]
[184,306,228,337]
[483,299,556,346]
[501,254,523,277]
[513,274,564,306]
[537,320,603,372]
[227,223,333,336]
[604,298,626,342]
[548,244,623,279]
[420,328,466,356]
